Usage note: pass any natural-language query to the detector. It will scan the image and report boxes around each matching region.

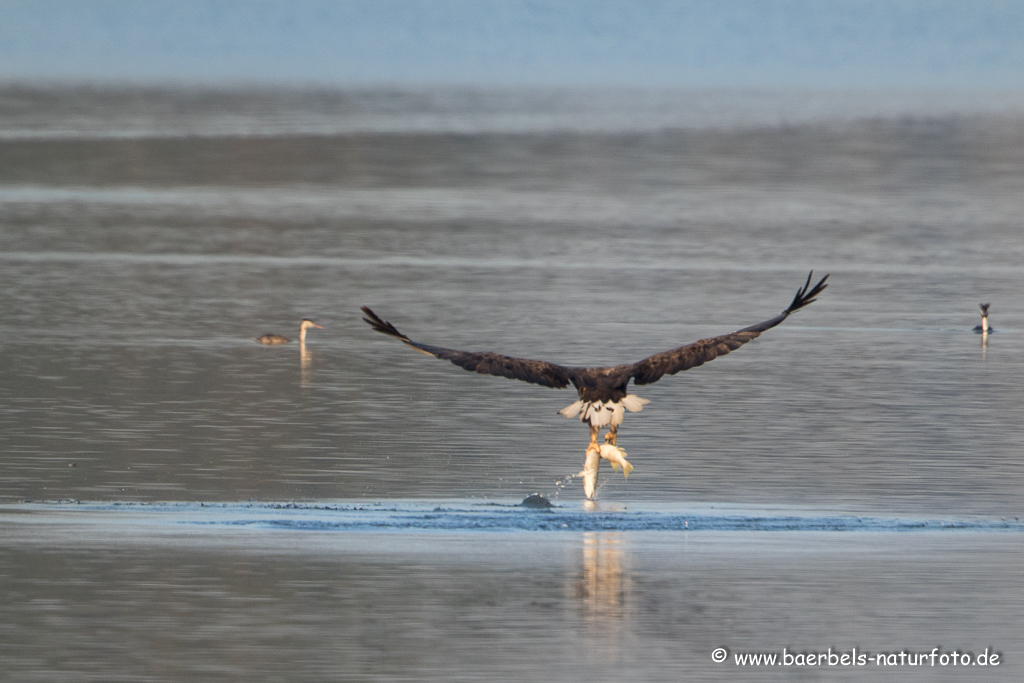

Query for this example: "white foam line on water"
[0,250,569,269]
[5,251,1024,280]
[0,250,826,273]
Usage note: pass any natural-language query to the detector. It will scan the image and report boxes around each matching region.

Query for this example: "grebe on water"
[973,304,993,333]
[255,319,323,345]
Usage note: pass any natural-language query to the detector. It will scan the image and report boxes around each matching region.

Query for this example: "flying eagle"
[362,271,828,499]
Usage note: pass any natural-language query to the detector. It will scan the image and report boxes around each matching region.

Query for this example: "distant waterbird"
[973,303,993,333]
[362,271,828,500]
[255,319,323,345]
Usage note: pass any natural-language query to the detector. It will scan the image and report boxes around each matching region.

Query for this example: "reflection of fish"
[575,532,632,642]
[973,303,993,333]
[255,319,323,345]
[363,272,827,500]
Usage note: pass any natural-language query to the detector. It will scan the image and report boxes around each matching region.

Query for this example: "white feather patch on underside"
[559,394,650,427]
[583,401,615,427]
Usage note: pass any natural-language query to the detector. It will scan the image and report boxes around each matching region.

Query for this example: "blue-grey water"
[2,86,1024,681]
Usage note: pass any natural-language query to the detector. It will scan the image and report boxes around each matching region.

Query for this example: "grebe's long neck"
[299,326,307,345]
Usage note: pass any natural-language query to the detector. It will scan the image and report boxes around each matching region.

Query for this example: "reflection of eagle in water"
[362,272,828,500]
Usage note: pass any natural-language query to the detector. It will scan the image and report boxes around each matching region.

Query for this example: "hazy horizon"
[1,0,1023,89]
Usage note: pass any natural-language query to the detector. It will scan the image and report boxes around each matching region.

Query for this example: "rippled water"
[2,87,1024,680]
[3,504,1022,682]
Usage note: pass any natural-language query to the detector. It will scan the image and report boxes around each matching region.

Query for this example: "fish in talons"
[563,395,646,499]
[578,442,634,500]
[600,443,633,477]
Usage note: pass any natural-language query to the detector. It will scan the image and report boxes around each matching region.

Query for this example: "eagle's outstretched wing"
[361,306,573,389]
[623,271,828,385]
[362,271,827,392]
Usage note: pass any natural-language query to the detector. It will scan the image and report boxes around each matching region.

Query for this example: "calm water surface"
[1,87,1023,680]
